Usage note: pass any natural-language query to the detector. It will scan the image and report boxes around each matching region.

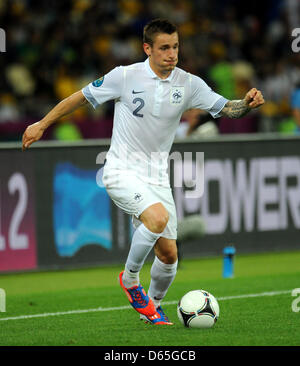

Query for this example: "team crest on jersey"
[134,193,142,202]
[92,76,104,87]
[170,86,184,105]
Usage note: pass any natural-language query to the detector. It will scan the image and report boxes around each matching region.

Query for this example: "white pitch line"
[0,289,292,322]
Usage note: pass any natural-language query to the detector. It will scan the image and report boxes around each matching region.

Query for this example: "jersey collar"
[144,57,174,82]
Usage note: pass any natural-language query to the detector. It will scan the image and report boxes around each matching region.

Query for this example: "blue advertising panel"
[53,162,112,257]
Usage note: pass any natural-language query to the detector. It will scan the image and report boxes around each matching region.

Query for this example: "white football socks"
[122,223,162,289]
[148,256,178,308]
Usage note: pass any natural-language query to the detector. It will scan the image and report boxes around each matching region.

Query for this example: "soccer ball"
[177,290,219,328]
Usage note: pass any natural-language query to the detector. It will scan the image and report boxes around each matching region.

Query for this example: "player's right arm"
[22,90,88,150]
[22,66,122,150]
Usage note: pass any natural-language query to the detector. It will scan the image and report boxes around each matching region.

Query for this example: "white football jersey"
[82,58,227,186]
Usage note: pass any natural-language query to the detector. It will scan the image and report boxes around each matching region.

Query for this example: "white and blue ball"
[177,290,219,328]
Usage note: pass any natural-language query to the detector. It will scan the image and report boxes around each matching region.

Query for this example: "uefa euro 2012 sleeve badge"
[170,86,184,105]
[92,76,104,87]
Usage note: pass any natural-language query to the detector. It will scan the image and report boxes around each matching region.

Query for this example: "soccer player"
[22,19,264,325]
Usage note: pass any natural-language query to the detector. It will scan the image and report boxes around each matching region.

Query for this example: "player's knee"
[152,211,169,233]
[160,249,178,264]
[140,203,169,233]
[157,244,178,264]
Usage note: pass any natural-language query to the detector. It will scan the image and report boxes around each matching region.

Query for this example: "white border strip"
[0,289,292,322]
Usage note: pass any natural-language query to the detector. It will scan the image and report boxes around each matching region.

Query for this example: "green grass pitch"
[0,250,299,346]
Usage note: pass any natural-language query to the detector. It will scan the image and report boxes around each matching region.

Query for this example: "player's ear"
[143,43,152,57]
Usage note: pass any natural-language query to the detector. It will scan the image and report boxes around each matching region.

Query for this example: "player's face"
[144,32,179,79]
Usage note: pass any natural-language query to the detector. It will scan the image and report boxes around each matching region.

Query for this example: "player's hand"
[22,121,45,151]
[244,88,265,109]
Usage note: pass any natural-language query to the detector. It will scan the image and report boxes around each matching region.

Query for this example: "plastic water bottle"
[223,246,236,278]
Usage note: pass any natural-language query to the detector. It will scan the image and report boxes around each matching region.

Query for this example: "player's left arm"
[221,88,265,119]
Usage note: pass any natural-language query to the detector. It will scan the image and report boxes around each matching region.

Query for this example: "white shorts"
[102,169,177,240]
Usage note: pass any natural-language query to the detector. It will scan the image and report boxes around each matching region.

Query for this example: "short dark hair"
[143,18,177,46]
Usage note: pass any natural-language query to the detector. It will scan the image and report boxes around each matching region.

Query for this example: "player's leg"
[147,185,178,309]
[120,202,170,317]
[141,186,178,324]
[122,202,169,288]
[148,237,178,306]
[140,237,177,325]
[103,171,168,288]
[104,171,174,321]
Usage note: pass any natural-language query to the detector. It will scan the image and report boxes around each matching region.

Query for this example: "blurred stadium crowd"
[0,0,300,141]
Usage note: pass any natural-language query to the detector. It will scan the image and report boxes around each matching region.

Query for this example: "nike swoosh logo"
[132,90,145,94]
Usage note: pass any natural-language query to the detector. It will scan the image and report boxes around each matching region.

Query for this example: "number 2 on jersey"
[133,97,144,117]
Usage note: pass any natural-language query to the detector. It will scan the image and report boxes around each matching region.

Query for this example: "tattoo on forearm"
[221,100,250,119]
